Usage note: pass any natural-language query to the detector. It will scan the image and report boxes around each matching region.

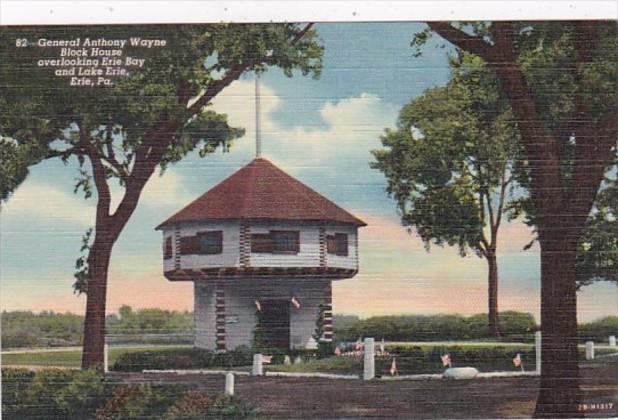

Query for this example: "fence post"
[363,337,375,380]
[609,335,616,348]
[225,372,235,396]
[104,343,109,373]
[252,353,263,376]
[585,341,595,360]
[535,331,541,374]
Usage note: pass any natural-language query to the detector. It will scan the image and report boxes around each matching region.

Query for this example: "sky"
[1,22,616,322]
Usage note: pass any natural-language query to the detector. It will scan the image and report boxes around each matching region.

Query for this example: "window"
[327,233,348,256]
[271,230,300,253]
[251,233,273,253]
[163,237,173,259]
[180,231,223,255]
[251,230,300,254]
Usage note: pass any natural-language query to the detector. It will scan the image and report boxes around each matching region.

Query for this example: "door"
[261,299,291,349]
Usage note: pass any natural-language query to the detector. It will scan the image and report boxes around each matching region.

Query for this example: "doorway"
[260,299,291,349]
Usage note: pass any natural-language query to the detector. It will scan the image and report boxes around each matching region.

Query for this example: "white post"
[609,335,616,348]
[363,337,375,380]
[104,343,109,373]
[535,331,541,374]
[252,353,263,376]
[225,372,235,396]
[585,341,595,360]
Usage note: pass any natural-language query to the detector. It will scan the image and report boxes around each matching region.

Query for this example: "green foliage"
[1,368,104,419]
[73,227,93,295]
[577,180,618,286]
[94,384,184,420]
[251,309,267,351]
[0,138,36,202]
[162,391,214,420]
[106,305,193,334]
[382,345,536,375]
[311,300,335,358]
[161,391,260,420]
[1,308,194,349]
[412,22,618,289]
[270,345,537,376]
[1,310,85,348]
[111,347,253,372]
[372,52,521,258]
[1,368,257,419]
[578,316,618,342]
[1,369,36,419]
[208,395,258,418]
[334,311,537,342]
[0,24,323,200]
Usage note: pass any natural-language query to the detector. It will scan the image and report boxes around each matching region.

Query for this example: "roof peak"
[156,158,367,229]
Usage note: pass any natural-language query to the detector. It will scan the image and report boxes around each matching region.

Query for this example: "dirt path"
[106,358,618,418]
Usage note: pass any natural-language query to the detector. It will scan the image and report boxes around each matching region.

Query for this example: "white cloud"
[2,182,95,226]
[109,170,192,211]
[211,80,399,165]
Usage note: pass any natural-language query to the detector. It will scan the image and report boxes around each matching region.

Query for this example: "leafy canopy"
[0,24,323,199]
[372,53,520,257]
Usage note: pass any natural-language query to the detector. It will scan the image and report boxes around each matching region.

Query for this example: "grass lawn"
[1,345,191,368]
[386,341,534,348]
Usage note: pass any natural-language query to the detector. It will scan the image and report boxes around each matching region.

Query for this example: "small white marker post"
[535,331,542,374]
[225,372,235,396]
[104,343,109,373]
[609,335,616,348]
[585,341,595,360]
[363,337,375,380]
[252,353,263,376]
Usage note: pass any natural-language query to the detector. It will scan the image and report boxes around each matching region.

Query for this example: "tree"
[372,53,521,337]
[414,22,618,417]
[1,24,323,369]
[576,176,618,287]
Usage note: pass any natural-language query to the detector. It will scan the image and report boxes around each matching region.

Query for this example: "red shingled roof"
[156,158,366,229]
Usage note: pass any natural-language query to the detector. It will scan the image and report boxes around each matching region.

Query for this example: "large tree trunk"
[487,252,500,337]
[81,234,114,369]
[533,231,581,418]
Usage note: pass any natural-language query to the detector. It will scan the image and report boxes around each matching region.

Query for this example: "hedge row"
[1,368,257,419]
[334,311,538,342]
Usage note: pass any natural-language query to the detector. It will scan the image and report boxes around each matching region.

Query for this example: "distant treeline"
[332,312,618,344]
[2,308,616,349]
[1,306,192,349]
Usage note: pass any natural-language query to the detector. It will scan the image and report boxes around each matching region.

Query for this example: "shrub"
[1,369,36,418]
[578,316,618,343]
[54,369,105,419]
[95,384,184,420]
[316,341,336,359]
[1,368,105,419]
[21,368,75,418]
[95,385,152,420]
[208,395,258,418]
[112,347,253,372]
[163,390,213,420]
[334,311,538,342]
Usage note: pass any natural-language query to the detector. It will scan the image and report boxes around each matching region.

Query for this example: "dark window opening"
[180,231,223,255]
[251,230,300,254]
[327,233,348,256]
[251,233,273,253]
[164,237,173,259]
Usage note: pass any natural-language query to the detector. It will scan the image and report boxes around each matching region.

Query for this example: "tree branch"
[567,111,618,228]
[495,168,511,232]
[185,23,314,119]
[427,22,498,62]
[430,22,566,228]
[80,127,111,225]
